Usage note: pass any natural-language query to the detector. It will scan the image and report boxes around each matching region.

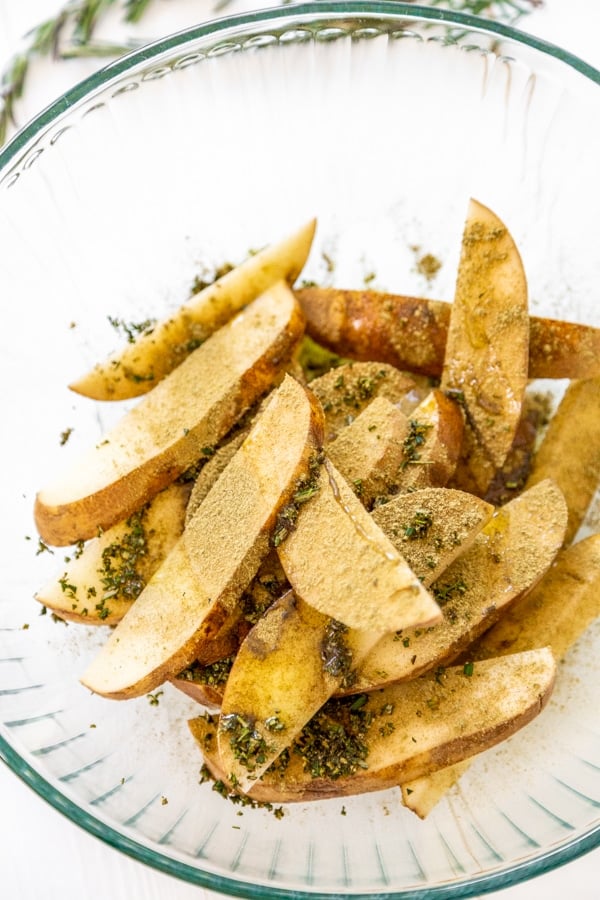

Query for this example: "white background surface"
[1,1,599,898]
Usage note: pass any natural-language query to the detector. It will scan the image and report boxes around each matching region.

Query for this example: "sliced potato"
[483,390,551,507]
[525,377,600,545]
[215,488,487,789]
[370,488,493,587]
[79,374,324,699]
[35,481,190,625]
[35,283,305,546]
[389,389,464,495]
[217,591,339,787]
[193,648,556,802]
[295,291,600,380]
[307,384,462,509]
[308,361,414,442]
[277,459,440,634]
[528,317,600,379]
[296,288,449,379]
[185,358,307,525]
[346,479,566,694]
[325,396,409,507]
[401,532,600,817]
[400,760,471,819]
[71,220,316,400]
[471,532,600,662]
[441,199,529,495]
[185,431,248,525]
[329,389,463,510]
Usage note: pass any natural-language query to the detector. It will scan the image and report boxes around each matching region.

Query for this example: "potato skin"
[296,287,450,377]
[296,287,600,380]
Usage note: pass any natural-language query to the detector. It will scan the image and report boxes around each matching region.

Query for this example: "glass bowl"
[1,3,599,897]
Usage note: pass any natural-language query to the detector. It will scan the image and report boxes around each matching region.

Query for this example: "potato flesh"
[325,388,464,506]
[80,375,324,699]
[391,389,464,493]
[278,460,440,634]
[325,396,409,507]
[308,361,414,442]
[370,488,493,586]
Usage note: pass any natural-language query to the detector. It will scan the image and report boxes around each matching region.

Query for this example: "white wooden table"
[1,2,598,897]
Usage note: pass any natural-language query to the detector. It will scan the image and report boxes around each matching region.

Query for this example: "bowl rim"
[1,3,599,897]
[0,0,598,170]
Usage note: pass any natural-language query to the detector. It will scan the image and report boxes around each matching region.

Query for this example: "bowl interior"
[1,4,599,898]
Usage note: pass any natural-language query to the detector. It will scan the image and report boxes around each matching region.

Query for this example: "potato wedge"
[277,459,440,634]
[211,595,348,784]
[524,377,600,545]
[370,488,493,587]
[70,220,316,400]
[441,199,529,495]
[216,591,339,786]
[483,390,551,507]
[185,360,307,524]
[391,389,464,495]
[79,374,324,699]
[401,532,600,817]
[308,361,414,442]
[294,293,600,380]
[215,488,486,789]
[528,317,600,379]
[296,288,449,379]
[471,532,600,662]
[346,479,566,694]
[326,388,459,501]
[35,481,190,625]
[35,282,305,546]
[327,389,463,509]
[401,760,472,819]
[325,396,409,507]
[193,648,556,803]
[306,370,463,511]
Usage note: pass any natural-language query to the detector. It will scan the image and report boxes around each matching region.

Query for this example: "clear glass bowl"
[1,3,599,897]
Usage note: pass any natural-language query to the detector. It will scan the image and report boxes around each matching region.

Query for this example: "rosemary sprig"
[125,0,154,24]
[0,0,544,148]
[0,0,153,146]
[419,0,544,20]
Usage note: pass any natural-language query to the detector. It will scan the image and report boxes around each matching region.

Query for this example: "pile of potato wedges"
[34,205,600,815]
